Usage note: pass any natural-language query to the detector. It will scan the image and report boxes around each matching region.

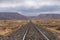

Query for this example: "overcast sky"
[0,0,60,16]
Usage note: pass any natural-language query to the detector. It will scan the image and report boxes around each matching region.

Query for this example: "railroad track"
[24,23,57,40]
[22,22,58,40]
[23,22,43,40]
[0,22,58,40]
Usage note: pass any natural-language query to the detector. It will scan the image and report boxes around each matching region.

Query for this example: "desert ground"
[32,19,60,39]
[0,19,60,40]
[0,20,29,36]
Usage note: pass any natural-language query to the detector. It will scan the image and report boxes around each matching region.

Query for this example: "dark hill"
[37,14,60,19]
[0,12,28,20]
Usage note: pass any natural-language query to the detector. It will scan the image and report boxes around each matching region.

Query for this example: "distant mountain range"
[0,12,28,20]
[28,14,60,19]
[37,14,60,19]
[0,12,60,20]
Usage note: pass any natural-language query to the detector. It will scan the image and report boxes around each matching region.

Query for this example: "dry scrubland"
[0,20,28,36]
[32,19,60,39]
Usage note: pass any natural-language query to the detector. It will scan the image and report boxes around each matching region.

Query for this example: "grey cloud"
[14,5,60,16]
[0,0,24,3]
[0,0,60,16]
[0,0,60,3]
[0,5,60,12]
[17,6,60,12]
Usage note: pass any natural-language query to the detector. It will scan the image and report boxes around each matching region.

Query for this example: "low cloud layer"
[0,0,60,16]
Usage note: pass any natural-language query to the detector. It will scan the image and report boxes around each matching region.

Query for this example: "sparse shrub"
[56,27,60,30]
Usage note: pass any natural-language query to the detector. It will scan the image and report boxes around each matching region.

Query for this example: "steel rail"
[22,26,29,40]
[34,26,50,40]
